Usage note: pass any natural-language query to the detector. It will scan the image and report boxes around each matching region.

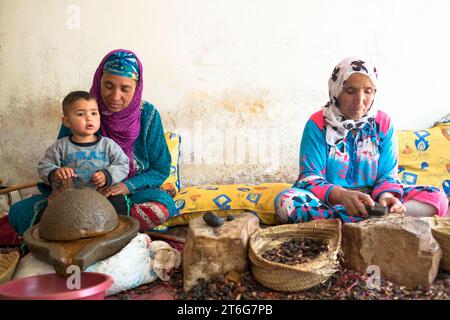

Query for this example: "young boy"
[37,91,130,215]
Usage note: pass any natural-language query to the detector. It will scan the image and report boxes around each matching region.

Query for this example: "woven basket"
[431,217,450,271]
[249,219,342,292]
[0,251,20,285]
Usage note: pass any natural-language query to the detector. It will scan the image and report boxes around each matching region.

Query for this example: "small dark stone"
[203,211,225,227]
[365,203,389,217]
[226,215,235,221]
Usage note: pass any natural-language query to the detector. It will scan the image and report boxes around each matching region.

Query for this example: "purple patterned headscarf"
[90,49,143,178]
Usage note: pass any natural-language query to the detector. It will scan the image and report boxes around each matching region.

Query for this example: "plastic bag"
[149,240,182,281]
[86,233,181,296]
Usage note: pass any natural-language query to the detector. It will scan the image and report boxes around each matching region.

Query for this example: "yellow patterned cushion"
[160,132,181,196]
[163,183,291,226]
[397,119,450,200]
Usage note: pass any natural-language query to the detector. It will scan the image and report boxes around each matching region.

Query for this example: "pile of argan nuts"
[261,238,327,265]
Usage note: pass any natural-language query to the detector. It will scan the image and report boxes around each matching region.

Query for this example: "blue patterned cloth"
[103,51,139,81]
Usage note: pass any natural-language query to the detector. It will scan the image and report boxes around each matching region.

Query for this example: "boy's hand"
[53,167,76,182]
[91,171,106,188]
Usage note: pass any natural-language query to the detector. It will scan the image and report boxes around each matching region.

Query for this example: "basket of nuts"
[248,219,342,292]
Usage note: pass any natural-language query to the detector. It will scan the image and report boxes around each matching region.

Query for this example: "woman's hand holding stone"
[378,192,406,214]
[330,187,375,218]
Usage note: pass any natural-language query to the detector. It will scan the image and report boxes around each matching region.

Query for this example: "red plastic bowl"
[0,272,113,300]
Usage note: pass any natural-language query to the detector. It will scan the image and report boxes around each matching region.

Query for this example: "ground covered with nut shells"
[166,267,450,300]
[107,235,450,300]
[165,237,450,300]
[110,265,450,300]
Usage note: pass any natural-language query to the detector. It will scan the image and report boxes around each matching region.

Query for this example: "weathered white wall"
[1,0,449,187]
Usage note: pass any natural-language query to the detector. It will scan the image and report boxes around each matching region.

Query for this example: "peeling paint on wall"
[0,95,61,184]
[163,88,301,187]
[2,0,450,188]
[0,87,301,186]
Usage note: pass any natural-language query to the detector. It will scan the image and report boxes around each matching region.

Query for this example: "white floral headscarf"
[322,57,378,146]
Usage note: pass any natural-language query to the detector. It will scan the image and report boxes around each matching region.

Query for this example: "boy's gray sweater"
[38,136,129,188]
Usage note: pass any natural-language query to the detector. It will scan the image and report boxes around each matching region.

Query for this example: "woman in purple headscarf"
[9,49,176,235]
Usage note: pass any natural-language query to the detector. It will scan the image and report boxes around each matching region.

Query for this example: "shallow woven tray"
[249,219,342,292]
[0,251,20,284]
[431,217,450,271]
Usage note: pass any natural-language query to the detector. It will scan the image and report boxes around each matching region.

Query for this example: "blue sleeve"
[123,110,171,193]
[294,119,337,203]
[371,125,403,200]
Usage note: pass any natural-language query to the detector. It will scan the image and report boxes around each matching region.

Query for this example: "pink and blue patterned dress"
[275,110,448,223]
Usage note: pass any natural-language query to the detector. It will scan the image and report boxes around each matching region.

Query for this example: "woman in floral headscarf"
[275,57,448,223]
[9,49,176,235]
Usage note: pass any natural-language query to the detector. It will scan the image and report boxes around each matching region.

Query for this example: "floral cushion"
[160,132,181,197]
[162,183,291,226]
[397,113,450,200]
